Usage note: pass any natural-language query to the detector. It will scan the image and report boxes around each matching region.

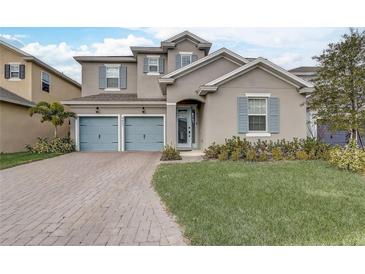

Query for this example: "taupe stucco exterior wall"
[0,45,81,152]
[201,68,307,148]
[166,40,205,73]
[165,57,240,146]
[0,101,69,153]
[30,62,81,103]
[80,62,137,97]
[0,45,32,101]
[137,54,167,99]
[166,57,240,103]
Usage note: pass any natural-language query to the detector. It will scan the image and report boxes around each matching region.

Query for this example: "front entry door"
[176,106,196,149]
[177,107,192,149]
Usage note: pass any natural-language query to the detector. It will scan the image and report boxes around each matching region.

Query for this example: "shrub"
[203,142,223,159]
[295,150,309,160]
[26,137,75,153]
[160,145,182,161]
[257,152,268,162]
[203,136,331,163]
[328,141,365,173]
[218,149,229,161]
[246,149,256,161]
[231,148,241,161]
[272,147,283,160]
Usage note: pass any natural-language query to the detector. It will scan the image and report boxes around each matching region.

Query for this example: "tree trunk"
[350,128,358,142]
[54,126,58,138]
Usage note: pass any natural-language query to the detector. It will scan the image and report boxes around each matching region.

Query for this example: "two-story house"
[0,40,81,153]
[63,31,314,152]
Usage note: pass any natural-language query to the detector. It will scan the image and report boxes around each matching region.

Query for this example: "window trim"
[41,71,51,92]
[147,56,160,75]
[180,54,192,67]
[105,64,121,90]
[247,97,268,133]
[9,63,20,80]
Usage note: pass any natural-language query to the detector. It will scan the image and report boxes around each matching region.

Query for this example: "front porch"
[166,99,204,151]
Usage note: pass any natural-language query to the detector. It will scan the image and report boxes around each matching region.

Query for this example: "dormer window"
[148,57,159,73]
[181,54,192,67]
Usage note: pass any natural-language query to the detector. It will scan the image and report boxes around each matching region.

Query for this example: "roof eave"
[61,100,167,105]
[197,86,218,96]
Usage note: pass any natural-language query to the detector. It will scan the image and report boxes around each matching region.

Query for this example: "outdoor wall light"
[96,106,100,114]
[142,107,145,114]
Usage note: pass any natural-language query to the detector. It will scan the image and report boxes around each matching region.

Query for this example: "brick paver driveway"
[0,152,186,246]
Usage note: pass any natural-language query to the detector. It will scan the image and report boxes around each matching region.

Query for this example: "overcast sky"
[0,27,356,83]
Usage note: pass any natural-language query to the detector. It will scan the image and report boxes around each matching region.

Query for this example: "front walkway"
[0,152,186,246]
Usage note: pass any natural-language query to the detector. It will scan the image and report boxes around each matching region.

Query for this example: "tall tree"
[308,28,365,142]
[29,102,75,138]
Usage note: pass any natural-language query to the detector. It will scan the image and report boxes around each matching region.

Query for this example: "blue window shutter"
[175,54,181,69]
[192,54,198,62]
[99,66,106,89]
[143,57,148,73]
[268,97,280,133]
[237,97,248,133]
[120,65,127,89]
[19,65,25,79]
[159,57,165,73]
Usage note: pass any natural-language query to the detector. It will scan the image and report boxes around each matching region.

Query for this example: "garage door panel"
[125,142,164,151]
[79,117,118,151]
[80,143,118,152]
[125,117,163,126]
[125,133,164,142]
[124,117,164,151]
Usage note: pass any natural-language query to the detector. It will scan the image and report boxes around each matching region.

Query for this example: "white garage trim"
[75,114,121,152]
[121,114,166,152]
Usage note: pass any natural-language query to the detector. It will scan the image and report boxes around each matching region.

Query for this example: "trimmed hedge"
[203,136,330,161]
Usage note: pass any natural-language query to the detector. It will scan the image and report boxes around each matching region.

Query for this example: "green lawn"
[153,161,365,245]
[0,152,63,170]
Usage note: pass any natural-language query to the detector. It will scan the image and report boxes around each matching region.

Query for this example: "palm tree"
[29,102,75,138]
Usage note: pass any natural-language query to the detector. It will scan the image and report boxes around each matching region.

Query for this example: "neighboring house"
[62,31,313,152]
[0,40,81,153]
[290,66,364,146]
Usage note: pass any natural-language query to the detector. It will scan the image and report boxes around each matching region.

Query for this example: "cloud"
[0,33,28,46]
[271,53,304,68]
[19,34,154,82]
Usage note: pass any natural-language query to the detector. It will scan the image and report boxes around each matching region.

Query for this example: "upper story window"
[248,98,267,132]
[148,57,159,73]
[106,66,120,89]
[4,64,25,80]
[10,64,20,79]
[41,71,50,92]
[181,54,192,67]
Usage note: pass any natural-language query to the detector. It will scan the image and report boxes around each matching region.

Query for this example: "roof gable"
[161,30,211,44]
[198,57,314,95]
[161,48,249,80]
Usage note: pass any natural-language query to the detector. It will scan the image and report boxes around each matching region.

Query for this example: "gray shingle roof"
[64,93,166,102]
[74,56,137,63]
[0,86,35,107]
[289,66,319,73]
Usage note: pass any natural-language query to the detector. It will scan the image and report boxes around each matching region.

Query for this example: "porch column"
[166,102,177,147]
